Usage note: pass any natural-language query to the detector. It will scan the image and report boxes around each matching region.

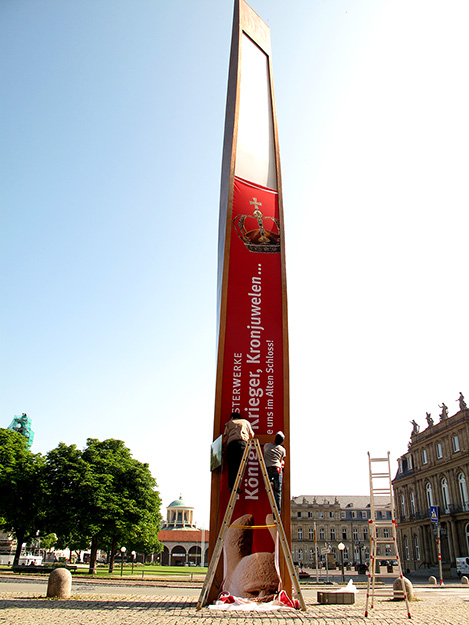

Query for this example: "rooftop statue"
[426,412,434,427]
[439,403,448,421]
[457,392,467,411]
[410,420,420,436]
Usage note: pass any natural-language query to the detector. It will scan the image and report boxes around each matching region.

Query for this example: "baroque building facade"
[290,495,391,567]
[392,402,469,572]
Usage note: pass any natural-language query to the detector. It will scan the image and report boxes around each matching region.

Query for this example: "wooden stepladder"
[365,452,411,619]
[197,438,305,610]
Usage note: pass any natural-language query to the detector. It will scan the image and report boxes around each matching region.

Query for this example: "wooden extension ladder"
[365,452,411,619]
[197,438,306,610]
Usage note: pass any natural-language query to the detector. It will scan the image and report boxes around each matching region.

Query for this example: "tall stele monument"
[209,0,291,600]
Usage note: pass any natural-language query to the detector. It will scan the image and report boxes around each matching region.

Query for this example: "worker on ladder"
[223,411,254,492]
[263,431,286,511]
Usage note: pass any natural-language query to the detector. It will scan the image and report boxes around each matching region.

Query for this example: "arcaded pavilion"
[158,496,209,566]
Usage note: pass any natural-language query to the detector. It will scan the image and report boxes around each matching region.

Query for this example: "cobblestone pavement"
[0,586,468,625]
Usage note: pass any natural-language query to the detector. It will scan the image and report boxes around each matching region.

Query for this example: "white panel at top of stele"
[235,33,277,191]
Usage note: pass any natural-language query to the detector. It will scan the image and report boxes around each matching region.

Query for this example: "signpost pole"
[431,505,444,585]
[314,523,319,582]
[437,524,444,585]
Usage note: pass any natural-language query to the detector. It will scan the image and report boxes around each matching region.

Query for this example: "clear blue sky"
[2,0,468,528]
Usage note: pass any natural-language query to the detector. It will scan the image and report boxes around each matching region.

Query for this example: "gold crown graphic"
[232,197,280,253]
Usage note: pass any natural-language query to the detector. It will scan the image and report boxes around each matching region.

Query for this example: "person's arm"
[222,423,229,450]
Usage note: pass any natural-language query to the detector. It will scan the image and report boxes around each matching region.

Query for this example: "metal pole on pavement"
[120,546,126,577]
[431,506,444,585]
[325,544,329,583]
[437,525,444,585]
[314,523,319,582]
[338,542,345,583]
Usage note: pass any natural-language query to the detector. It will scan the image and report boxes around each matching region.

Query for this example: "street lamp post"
[338,542,345,583]
[131,550,136,575]
[120,546,126,577]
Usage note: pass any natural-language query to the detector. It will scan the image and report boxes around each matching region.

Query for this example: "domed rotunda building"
[158,495,209,566]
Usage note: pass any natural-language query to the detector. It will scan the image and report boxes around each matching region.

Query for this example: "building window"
[361,511,367,519]
[330,511,335,519]
[400,494,406,518]
[407,455,413,470]
[466,523,469,554]
[398,459,403,474]
[458,473,469,509]
[308,511,313,518]
[384,528,389,538]
[353,528,358,541]
[453,436,460,452]
[298,548,303,561]
[422,449,428,465]
[330,528,336,541]
[436,443,443,459]
[297,512,302,518]
[309,549,314,561]
[410,491,416,515]
[319,528,325,540]
[309,528,314,541]
[319,512,324,519]
[363,528,368,540]
[341,511,346,519]
[297,528,303,540]
[426,482,434,507]
[352,511,357,519]
[414,536,420,561]
[342,528,347,540]
[441,478,450,513]
[404,536,409,560]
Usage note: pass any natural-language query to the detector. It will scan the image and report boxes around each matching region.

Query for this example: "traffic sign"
[430,506,439,524]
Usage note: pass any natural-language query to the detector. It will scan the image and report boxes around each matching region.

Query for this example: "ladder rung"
[367,591,401,597]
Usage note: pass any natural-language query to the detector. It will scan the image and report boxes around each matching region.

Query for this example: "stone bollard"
[461,576,469,585]
[429,576,437,585]
[47,567,72,599]
[393,576,414,601]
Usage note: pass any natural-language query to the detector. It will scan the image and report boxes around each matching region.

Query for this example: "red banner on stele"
[220,176,284,594]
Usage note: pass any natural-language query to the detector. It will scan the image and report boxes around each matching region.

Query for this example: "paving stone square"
[0,586,468,625]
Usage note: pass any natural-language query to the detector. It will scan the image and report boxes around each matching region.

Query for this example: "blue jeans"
[267,466,283,511]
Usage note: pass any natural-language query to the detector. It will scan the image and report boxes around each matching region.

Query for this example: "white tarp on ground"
[209,590,300,611]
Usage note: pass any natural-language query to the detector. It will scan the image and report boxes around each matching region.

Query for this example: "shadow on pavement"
[0,598,198,610]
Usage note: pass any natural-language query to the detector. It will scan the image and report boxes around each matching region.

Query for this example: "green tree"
[44,438,163,574]
[44,442,97,554]
[0,429,46,566]
[82,439,163,573]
